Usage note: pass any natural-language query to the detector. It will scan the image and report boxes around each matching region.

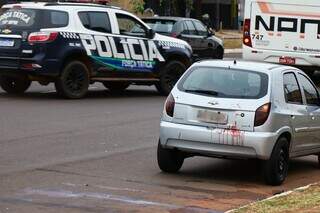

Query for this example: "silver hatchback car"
[158,60,320,185]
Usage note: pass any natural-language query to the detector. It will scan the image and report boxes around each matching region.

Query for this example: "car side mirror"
[208,31,214,37]
[147,29,155,39]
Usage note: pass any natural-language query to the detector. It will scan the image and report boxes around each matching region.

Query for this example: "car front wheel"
[0,75,31,94]
[155,60,186,95]
[55,61,89,99]
[263,137,289,186]
[157,141,184,173]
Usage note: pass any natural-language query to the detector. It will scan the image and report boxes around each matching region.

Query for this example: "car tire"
[55,61,89,99]
[155,60,186,96]
[157,141,184,173]
[263,137,289,186]
[103,82,130,93]
[215,46,224,59]
[0,75,31,94]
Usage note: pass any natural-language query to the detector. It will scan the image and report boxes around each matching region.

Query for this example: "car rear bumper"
[0,56,60,77]
[160,121,279,160]
[243,46,320,68]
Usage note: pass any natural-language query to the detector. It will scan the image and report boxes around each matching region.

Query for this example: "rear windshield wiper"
[184,89,218,96]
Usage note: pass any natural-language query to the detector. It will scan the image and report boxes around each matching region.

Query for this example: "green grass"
[233,184,320,213]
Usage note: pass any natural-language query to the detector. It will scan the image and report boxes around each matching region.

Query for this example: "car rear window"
[178,67,269,99]
[143,19,175,34]
[0,8,68,29]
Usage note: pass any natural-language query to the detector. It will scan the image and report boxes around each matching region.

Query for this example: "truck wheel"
[103,82,130,93]
[155,60,186,95]
[55,61,89,99]
[215,46,224,59]
[0,75,31,94]
[157,141,184,173]
[263,137,289,186]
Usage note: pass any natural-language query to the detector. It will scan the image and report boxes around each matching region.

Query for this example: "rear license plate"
[197,109,228,124]
[0,39,14,47]
[279,56,295,65]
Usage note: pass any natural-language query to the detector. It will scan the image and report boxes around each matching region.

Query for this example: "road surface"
[0,55,320,212]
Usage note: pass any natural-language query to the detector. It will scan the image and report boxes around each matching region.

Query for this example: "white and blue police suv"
[0,1,193,98]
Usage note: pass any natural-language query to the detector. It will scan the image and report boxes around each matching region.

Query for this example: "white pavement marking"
[225,49,242,54]
[23,188,179,208]
[62,182,148,193]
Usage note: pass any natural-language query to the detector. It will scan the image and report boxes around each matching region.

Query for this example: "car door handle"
[290,115,295,119]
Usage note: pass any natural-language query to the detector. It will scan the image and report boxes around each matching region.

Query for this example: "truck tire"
[0,75,31,94]
[55,61,89,99]
[103,82,130,93]
[263,137,289,186]
[155,60,186,96]
[157,141,184,173]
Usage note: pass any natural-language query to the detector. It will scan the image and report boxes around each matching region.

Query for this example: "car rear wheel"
[0,75,31,94]
[155,60,186,95]
[157,141,184,173]
[263,137,289,186]
[103,82,130,93]
[215,46,224,59]
[55,61,89,99]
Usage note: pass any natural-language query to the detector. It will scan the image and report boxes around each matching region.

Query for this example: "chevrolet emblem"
[2,29,12,34]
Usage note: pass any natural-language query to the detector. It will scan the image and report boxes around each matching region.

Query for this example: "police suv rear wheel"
[156,60,186,95]
[55,61,89,99]
[103,82,130,93]
[0,75,31,94]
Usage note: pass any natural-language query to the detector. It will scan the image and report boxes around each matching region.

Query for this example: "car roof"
[142,16,195,22]
[192,60,296,74]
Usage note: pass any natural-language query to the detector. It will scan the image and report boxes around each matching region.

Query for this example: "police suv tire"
[103,82,130,92]
[156,60,186,95]
[157,141,184,173]
[263,137,289,186]
[55,61,89,99]
[0,75,31,94]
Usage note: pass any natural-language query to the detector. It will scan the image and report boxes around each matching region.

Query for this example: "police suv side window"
[79,12,111,33]
[297,74,320,106]
[283,73,303,104]
[116,13,146,37]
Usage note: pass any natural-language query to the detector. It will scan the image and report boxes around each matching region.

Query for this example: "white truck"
[243,0,320,79]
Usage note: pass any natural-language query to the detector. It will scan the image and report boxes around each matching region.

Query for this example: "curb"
[225,182,319,213]
[224,49,243,54]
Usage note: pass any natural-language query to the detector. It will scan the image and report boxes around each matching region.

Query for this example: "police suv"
[0,1,193,98]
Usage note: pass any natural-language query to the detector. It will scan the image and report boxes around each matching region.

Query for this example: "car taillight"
[28,32,58,44]
[243,19,252,47]
[165,93,175,117]
[254,103,271,127]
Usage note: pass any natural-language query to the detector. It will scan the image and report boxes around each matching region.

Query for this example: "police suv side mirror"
[147,29,155,39]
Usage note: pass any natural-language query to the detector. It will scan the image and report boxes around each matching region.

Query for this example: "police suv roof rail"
[6,0,122,10]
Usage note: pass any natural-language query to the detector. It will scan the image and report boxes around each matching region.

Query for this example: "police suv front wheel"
[55,61,89,99]
[156,60,186,95]
[0,75,31,94]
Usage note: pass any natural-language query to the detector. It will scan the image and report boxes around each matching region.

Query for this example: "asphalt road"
[0,55,320,213]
